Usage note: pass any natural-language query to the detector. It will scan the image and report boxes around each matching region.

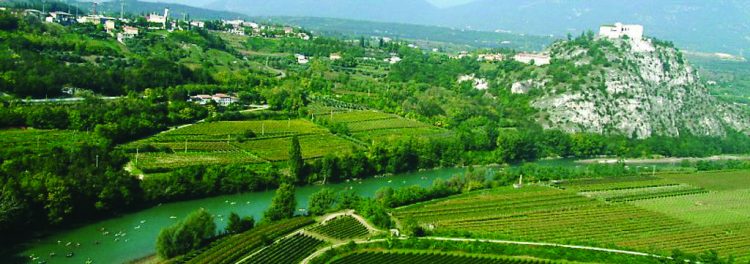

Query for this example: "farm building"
[188,93,238,106]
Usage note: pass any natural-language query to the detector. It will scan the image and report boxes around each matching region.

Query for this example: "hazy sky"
[427,0,477,8]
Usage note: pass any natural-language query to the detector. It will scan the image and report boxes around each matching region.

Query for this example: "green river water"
[17,168,465,264]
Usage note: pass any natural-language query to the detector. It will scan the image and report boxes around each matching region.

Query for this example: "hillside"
[523,36,750,138]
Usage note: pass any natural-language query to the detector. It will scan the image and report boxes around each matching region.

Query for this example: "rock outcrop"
[529,38,749,138]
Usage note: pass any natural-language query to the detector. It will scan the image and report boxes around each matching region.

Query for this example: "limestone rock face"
[530,38,750,138]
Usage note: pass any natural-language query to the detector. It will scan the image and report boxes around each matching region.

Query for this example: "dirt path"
[301,236,665,264]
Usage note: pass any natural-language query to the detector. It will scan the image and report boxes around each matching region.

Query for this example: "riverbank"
[576,155,750,165]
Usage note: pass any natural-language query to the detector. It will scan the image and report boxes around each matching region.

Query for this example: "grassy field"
[658,170,750,191]
[0,129,104,150]
[394,173,750,260]
[633,188,750,226]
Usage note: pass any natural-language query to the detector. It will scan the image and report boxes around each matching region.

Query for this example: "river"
[17,168,465,264]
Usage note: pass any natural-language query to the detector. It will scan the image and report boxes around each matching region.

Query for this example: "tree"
[263,183,296,222]
[226,212,255,234]
[307,188,336,216]
[156,209,216,259]
[288,135,304,183]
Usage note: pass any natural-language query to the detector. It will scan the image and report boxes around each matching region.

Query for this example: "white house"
[296,54,309,64]
[48,11,74,24]
[189,94,213,105]
[478,53,505,62]
[189,93,238,106]
[513,53,551,66]
[329,53,342,61]
[105,20,116,33]
[146,8,169,27]
[384,56,402,64]
[123,26,139,36]
[599,23,644,41]
[212,93,237,106]
[117,26,139,43]
[227,27,245,36]
[224,19,245,28]
[190,21,205,28]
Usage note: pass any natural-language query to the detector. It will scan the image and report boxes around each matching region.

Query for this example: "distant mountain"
[205,0,440,24]
[91,0,248,20]
[266,16,555,51]
[440,0,749,55]
[200,0,749,54]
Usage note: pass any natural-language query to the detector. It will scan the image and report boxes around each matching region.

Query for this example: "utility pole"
[135,147,139,166]
[67,0,70,14]
[120,1,125,20]
[96,155,99,168]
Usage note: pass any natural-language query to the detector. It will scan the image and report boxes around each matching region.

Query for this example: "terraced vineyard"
[136,152,264,172]
[125,119,360,171]
[241,233,325,264]
[236,134,357,161]
[394,186,750,260]
[309,215,370,240]
[185,217,314,264]
[553,176,677,192]
[325,110,450,142]
[580,184,708,203]
[331,250,556,264]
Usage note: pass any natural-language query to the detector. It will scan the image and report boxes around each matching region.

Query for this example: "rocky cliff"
[526,37,750,138]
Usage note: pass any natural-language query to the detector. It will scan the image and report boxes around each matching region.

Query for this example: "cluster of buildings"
[188,93,239,106]
[220,19,310,41]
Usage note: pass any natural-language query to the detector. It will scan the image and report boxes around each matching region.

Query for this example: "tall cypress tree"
[288,135,303,183]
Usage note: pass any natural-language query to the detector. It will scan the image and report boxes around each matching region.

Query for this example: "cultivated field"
[394,171,750,260]
[241,233,325,264]
[309,215,370,240]
[323,110,450,142]
[125,110,448,172]
[126,119,361,172]
[185,217,314,264]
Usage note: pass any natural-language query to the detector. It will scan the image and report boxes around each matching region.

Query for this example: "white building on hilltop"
[599,23,654,52]
[599,23,644,42]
